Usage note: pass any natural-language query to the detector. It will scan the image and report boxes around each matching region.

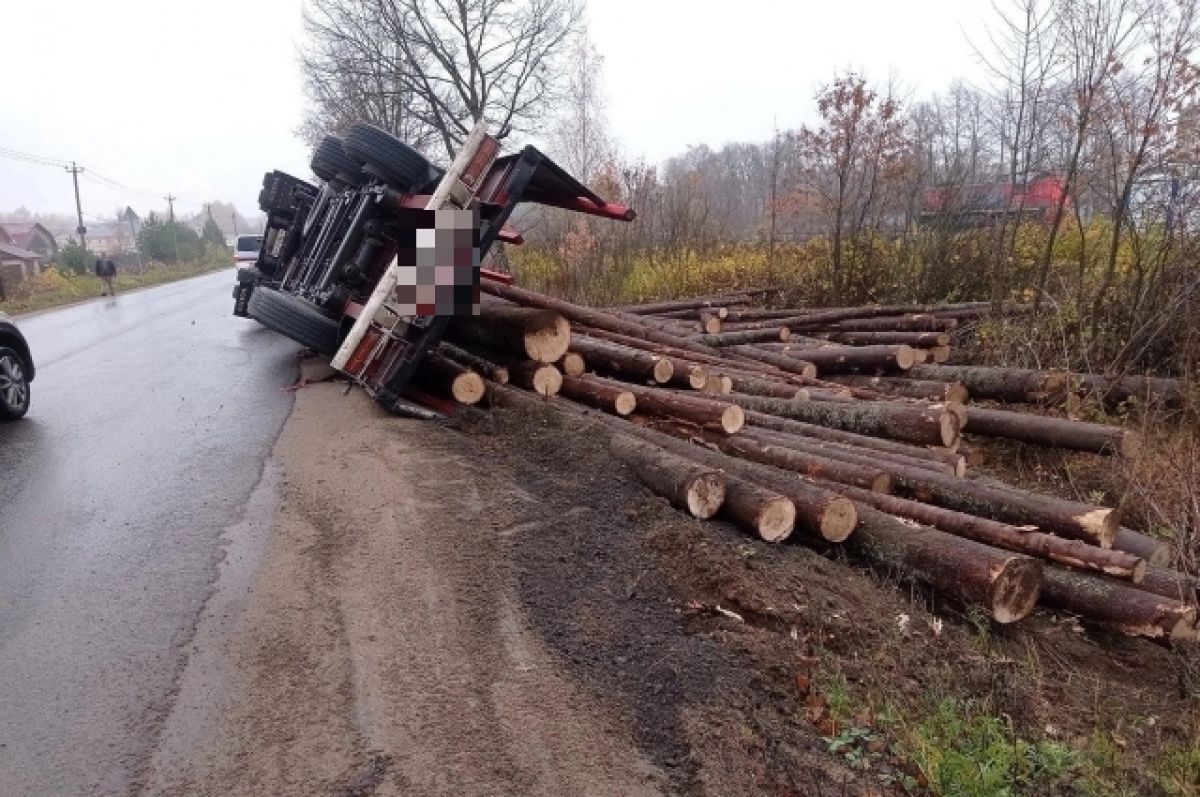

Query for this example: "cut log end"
[526,311,572,363]
[778,328,791,341]
[801,363,818,379]
[871,473,893,493]
[721,404,746,434]
[530,364,563,397]
[757,497,797,542]
[613,391,637,416]
[931,345,951,363]
[687,472,727,519]
[492,366,511,385]
[945,383,969,404]
[990,558,1043,624]
[687,366,708,389]
[561,352,586,377]
[895,346,917,370]
[450,372,486,405]
[652,358,675,384]
[821,497,858,542]
[702,317,722,334]
[1131,559,1148,584]
[953,455,967,478]
[1077,508,1119,548]
[939,412,959,448]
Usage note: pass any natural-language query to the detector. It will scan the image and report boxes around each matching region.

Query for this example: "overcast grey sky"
[0,0,991,225]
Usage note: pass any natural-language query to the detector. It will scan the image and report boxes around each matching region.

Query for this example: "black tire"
[247,288,342,356]
[343,123,433,191]
[311,136,365,186]
[0,346,31,421]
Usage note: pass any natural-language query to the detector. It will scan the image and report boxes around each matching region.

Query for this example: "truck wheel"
[0,346,31,420]
[311,136,365,186]
[247,288,342,356]
[343,123,434,192]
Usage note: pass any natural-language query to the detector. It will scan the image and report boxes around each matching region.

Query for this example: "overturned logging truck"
[234,122,1197,648]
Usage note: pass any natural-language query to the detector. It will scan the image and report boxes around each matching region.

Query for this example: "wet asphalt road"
[0,270,298,796]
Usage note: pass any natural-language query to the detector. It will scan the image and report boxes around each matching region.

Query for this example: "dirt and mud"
[137,364,1198,796]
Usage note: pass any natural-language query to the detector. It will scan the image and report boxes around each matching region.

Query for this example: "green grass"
[1,261,228,316]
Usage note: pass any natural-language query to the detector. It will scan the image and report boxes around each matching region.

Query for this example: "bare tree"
[301,0,582,158]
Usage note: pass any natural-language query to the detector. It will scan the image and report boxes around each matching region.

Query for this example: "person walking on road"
[95,254,117,296]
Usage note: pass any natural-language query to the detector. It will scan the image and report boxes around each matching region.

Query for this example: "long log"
[848,507,1042,624]
[611,418,859,542]
[1039,564,1197,640]
[826,331,951,347]
[727,346,820,378]
[1136,565,1200,603]
[1071,373,1187,409]
[669,425,892,493]
[609,434,725,519]
[1112,527,1171,567]
[615,292,757,314]
[482,279,722,359]
[569,335,674,384]
[449,302,571,364]
[509,362,563,397]
[730,394,959,448]
[592,377,744,433]
[963,406,1141,457]
[559,374,637,416]
[411,353,486,405]
[907,364,1069,404]
[902,472,1119,547]
[820,480,1144,581]
[438,342,510,385]
[742,426,959,478]
[762,343,916,374]
[701,327,790,346]
[720,371,807,399]
[827,315,958,333]
[822,375,969,404]
[742,410,966,473]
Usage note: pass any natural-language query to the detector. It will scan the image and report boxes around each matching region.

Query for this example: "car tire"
[247,288,342,356]
[0,346,31,420]
[343,124,433,192]
[311,136,365,186]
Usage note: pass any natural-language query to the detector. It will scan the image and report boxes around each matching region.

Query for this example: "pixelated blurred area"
[392,208,481,315]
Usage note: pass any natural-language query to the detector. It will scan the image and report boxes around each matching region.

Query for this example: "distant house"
[86,219,139,255]
[0,241,43,289]
[0,222,57,260]
[922,174,1069,227]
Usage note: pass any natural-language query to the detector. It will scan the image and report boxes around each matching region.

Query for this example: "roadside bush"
[56,237,94,275]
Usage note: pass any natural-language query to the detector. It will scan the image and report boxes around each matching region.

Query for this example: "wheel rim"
[0,354,28,411]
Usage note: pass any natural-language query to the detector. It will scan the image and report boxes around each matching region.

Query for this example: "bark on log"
[617,419,858,542]
[826,331,951,347]
[1040,564,1197,640]
[822,375,969,404]
[593,377,744,433]
[616,293,755,314]
[903,472,1119,547]
[762,343,916,374]
[672,426,892,492]
[569,335,674,384]
[560,352,586,377]
[743,410,966,473]
[438,342,510,385]
[482,280,721,359]
[730,394,959,448]
[827,315,958,333]
[509,362,563,397]
[412,353,486,405]
[727,346,820,378]
[449,303,571,364]
[667,360,709,389]
[1071,373,1187,409]
[1112,527,1171,567]
[719,476,797,542]
[848,507,1042,623]
[1136,565,1200,603]
[609,434,725,519]
[963,407,1140,457]
[701,327,791,346]
[822,480,1145,581]
[742,426,959,478]
[907,364,1069,404]
[720,371,807,399]
[559,374,637,416]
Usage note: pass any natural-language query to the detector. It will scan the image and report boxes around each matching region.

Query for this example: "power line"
[0,145,70,169]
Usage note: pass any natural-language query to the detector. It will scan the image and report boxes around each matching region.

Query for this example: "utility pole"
[165,194,179,262]
[66,162,87,250]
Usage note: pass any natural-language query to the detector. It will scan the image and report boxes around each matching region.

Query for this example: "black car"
[0,312,33,420]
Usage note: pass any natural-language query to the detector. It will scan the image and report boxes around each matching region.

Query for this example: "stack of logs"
[405,281,1197,644]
